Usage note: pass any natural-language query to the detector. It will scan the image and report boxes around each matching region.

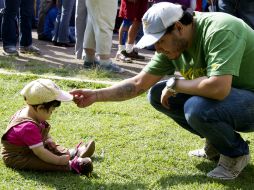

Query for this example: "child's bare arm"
[32,145,70,165]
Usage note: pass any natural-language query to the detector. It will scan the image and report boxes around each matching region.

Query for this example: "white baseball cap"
[135,2,183,49]
[20,79,73,105]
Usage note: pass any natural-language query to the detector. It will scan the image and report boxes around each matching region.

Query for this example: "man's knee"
[184,96,210,130]
[147,82,165,106]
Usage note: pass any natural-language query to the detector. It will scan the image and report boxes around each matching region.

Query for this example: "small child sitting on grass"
[1,79,95,176]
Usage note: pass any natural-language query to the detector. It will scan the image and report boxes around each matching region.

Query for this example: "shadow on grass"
[0,53,138,80]
[17,170,147,190]
[158,162,254,190]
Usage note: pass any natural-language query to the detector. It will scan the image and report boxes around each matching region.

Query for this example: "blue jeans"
[148,80,254,157]
[52,0,75,43]
[218,0,254,29]
[2,0,34,47]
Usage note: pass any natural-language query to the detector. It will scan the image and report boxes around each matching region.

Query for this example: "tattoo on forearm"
[116,83,136,99]
[100,83,146,101]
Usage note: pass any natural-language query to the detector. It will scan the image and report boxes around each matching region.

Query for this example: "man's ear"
[174,21,184,35]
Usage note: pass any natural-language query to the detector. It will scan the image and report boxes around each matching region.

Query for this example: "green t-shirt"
[143,12,254,91]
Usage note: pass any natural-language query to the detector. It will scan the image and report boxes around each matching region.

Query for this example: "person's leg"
[2,0,20,55]
[148,80,221,160]
[126,20,141,47]
[52,0,61,42]
[85,0,124,73]
[118,19,131,46]
[123,20,145,60]
[88,0,116,57]
[2,144,70,171]
[18,0,40,54]
[11,152,71,171]
[115,19,132,63]
[184,88,254,157]
[75,0,87,59]
[184,88,254,179]
[37,0,53,38]
[56,0,75,44]
[19,0,34,47]
[147,80,199,135]
[83,10,97,68]
[122,0,148,60]
[121,20,130,45]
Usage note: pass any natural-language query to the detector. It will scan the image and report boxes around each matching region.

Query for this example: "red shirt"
[119,0,148,21]
[5,121,45,149]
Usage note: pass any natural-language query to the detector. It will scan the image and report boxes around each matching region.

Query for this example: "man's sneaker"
[84,60,99,69]
[121,50,145,60]
[188,139,220,161]
[3,46,19,56]
[19,45,41,55]
[115,51,132,63]
[70,156,93,176]
[99,62,125,73]
[207,154,250,180]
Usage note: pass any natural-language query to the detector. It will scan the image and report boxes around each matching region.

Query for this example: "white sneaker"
[188,139,219,160]
[115,51,132,63]
[207,154,250,180]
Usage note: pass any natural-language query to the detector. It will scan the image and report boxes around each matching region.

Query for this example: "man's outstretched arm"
[70,71,163,108]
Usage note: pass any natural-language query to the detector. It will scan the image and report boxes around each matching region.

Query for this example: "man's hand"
[160,86,176,109]
[70,89,97,108]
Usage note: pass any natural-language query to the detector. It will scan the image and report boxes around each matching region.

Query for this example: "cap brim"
[135,31,165,49]
[57,91,73,102]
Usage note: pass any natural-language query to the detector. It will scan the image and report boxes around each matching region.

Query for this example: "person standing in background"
[2,0,41,56]
[83,0,124,73]
[52,0,76,47]
[115,0,147,63]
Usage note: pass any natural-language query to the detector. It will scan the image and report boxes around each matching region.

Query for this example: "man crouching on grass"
[71,2,254,180]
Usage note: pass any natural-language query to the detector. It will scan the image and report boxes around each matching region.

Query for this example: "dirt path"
[0,31,155,80]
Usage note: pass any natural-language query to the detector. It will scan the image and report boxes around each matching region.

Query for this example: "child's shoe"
[70,156,93,176]
[69,140,95,159]
[78,140,95,158]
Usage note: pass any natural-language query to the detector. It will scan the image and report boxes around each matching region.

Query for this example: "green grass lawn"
[0,74,254,190]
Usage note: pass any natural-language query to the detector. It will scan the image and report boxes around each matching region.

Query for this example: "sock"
[82,49,86,60]
[118,45,125,52]
[126,43,134,53]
